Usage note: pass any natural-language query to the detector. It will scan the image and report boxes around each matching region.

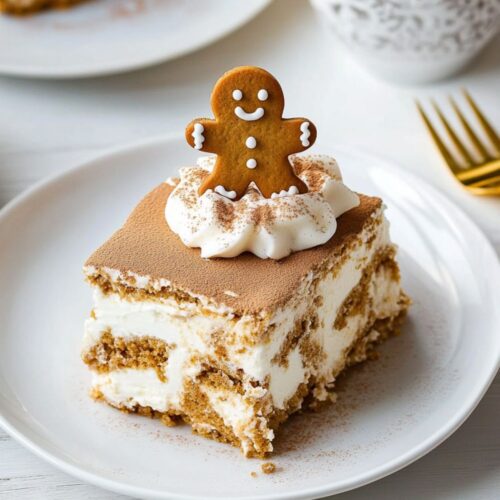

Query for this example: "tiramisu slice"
[82,67,409,457]
[83,155,409,457]
[0,0,83,14]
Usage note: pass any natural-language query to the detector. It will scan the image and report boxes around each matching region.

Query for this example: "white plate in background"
[0,0,271,78]
[0,136,498,499]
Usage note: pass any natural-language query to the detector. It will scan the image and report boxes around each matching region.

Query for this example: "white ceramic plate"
[0,136,498,499]
[0,0,271,79]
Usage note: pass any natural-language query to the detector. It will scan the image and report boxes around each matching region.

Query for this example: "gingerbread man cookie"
[185,66,317,200]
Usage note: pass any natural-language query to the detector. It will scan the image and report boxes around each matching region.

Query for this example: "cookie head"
[210,66,285,123]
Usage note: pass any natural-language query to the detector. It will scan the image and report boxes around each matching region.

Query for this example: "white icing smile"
[234,106,265,121]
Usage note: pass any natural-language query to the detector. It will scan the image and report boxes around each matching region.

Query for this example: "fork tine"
[463,89,500,156]
[431,99,474,166]
[467,174,500,189]
[449,96,491,161]
[456,158,500,182]
[467,183,500,196]
[416,100,460,173]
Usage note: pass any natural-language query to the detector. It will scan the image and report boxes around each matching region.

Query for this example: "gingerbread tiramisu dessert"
[82,66,410,457]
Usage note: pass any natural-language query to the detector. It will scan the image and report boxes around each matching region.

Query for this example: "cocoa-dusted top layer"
[85,183,382,314]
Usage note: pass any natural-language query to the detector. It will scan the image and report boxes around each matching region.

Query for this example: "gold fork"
[416,90,500,196]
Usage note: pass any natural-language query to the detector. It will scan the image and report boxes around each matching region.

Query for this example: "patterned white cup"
[310,0,500,84]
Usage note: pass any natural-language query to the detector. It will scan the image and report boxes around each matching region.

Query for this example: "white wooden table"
[1,1,499,498]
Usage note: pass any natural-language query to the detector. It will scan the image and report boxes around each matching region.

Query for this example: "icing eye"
[257,89,268,101]
[232,89,243,101]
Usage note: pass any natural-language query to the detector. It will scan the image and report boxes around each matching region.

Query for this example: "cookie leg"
[198,174,250,200]
[256,164,307,199]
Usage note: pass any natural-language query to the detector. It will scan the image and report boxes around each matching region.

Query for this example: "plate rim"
[0,0,272,79]
[0,134,499,500]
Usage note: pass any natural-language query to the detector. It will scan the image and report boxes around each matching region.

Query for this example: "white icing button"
[246,158,257,169]
[245,136,257,149]
[232,89,243,101]
[257,89,268,101]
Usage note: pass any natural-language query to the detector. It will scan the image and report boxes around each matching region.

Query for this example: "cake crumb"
[261,462,277,474]
[250,471,258,478]
[224,290,239,298]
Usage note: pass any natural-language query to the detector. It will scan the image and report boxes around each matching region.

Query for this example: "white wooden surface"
[0,1,499,498]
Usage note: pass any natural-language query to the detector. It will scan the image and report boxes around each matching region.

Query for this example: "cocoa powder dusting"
[214,199,237,231]
[176,169,208,209]
[250,204,276,229]
[303,170,324,192]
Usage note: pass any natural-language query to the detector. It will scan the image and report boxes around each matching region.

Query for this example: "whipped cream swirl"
[165,155,360,259]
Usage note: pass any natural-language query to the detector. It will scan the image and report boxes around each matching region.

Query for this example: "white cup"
[310,0,500,84]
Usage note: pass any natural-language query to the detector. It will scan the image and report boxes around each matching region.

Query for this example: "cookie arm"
[185,118,219,153]
[282,118,317,153]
